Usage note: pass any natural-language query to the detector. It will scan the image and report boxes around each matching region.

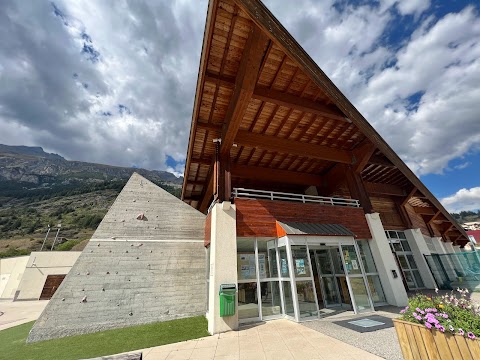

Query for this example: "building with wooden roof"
[182,0,471,334]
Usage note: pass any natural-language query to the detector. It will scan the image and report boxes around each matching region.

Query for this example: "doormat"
[333,315,394,333]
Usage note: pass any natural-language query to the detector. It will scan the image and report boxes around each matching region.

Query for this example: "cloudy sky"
[0,0,479,213]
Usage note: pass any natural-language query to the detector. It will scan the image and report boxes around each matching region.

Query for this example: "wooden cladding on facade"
[205,211,212,247]
[371,196,405,230]
[235,198,371,239]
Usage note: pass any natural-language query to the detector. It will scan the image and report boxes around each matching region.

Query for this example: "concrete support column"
[365,213,408,307]
[453,245,463,253]
[431,237,447,254]
[207,202,238,334]
[404,229,437,289]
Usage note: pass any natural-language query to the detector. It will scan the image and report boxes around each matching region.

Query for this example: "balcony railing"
[232,188,360,207]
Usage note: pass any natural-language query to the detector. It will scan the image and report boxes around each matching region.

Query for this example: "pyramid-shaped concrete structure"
[28,173,206,342]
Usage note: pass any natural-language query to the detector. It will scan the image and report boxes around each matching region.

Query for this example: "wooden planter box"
[393,318,480,360]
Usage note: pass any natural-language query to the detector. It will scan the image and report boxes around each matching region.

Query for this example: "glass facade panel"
[367,275,386,304]
[413,270,425,288]
[342,245,362,275]
[238,283,259,319]
[407,255,418,269]
[401,240,411,252]
[237,239,256,281]
[397,255,409,270]
[357,240,377,273]
[257,240,277,279]
[404,271,416,288]
[260,281,282,317]
[349,277,371,312]
[393,242,403,252]
[296,281,318,318]
[322,277,340,305]
[291,246,311,278]
[317,250,333,274]
[279,247,289,277]
[282,281,295,317]
[332,248,345,274]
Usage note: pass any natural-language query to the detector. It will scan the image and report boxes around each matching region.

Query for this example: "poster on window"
[351,259,359,270]
[258,254,266,278]
[238,253,256,280]
[295,259,306,275]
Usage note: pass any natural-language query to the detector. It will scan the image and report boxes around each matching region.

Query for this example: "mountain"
[0,144,183,258]
[0,144,182,186]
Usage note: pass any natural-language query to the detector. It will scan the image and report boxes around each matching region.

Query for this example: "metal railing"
[232,188,360,207]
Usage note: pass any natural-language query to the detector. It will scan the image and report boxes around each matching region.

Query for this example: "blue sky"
[0,0,479,212]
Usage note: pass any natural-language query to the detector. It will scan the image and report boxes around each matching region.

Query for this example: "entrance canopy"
[182,0,468,246]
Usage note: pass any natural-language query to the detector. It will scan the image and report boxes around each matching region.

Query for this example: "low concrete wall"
[0,256,29,300]
[16,252,81,300]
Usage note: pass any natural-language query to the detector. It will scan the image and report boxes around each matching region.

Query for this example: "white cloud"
[441,187,480,213]
[0,0,479,181]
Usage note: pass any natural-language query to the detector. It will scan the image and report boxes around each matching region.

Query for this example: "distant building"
[0,252,80,301]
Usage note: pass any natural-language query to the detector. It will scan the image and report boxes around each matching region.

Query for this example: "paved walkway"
[129,319,383,360]
[0,300,49,331]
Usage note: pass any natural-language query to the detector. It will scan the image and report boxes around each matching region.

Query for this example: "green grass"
[0,316,208,360]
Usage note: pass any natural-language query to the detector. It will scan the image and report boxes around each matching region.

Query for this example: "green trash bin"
[219,284,236,317]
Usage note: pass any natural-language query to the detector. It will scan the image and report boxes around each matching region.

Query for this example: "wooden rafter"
[234,130,354,163]
[220,25,269,156]
[231,164,324,187]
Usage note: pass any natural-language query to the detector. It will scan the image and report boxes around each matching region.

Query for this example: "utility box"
[219,284,236,317]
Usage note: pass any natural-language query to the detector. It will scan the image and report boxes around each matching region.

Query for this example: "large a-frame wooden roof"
[181,0,468,245]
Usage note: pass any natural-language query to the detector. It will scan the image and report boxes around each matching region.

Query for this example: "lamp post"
[40,224,51,251]
[51,223,61,251]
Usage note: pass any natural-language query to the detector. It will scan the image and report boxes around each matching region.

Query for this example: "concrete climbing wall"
[28,173,206,342]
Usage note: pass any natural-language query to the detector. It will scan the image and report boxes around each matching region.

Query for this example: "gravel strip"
[302,307,404,360]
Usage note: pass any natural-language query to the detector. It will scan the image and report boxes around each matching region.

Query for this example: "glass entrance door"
[313,249,342,307]
[339,244,374,313]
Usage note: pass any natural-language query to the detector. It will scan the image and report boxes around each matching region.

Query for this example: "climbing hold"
[97,243,100,247]
[81,296,87,303]
[136,257,139,259]
[62,298,65,301]
[129,312,133,316]
[86,271,90,275]
[106,271,110,274]
[115,271,118,274]
[150,250,153,253]
[125,250,128,253]
[102,288,105,291]
[136,213,145,220]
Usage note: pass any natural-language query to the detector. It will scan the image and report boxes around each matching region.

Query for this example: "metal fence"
[425,251,480,291]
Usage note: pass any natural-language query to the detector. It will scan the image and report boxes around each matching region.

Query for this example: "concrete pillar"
[365,213,408,307]
[404,229,437,289]
[207,202,238,334]
[431,237,447,254]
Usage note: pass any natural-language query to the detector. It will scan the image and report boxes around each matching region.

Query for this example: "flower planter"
[393,318,480,360]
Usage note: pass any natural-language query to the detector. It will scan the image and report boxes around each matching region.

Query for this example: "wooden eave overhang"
[181,0,468,245]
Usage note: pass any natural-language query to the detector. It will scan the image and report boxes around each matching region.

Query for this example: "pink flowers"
[458,329,465,336]
[425,322,432,329]
[468,332,475,340]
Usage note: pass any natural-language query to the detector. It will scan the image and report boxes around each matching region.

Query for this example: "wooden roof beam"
[235,131,353,164]
[364,181,406,197]
[368,155,396,168]
[413,206,437,215]
[252,87,347,122]
[205,72,348,122]
[231,164,324,187]
[352,142,376,173]
[220,26,269,156]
